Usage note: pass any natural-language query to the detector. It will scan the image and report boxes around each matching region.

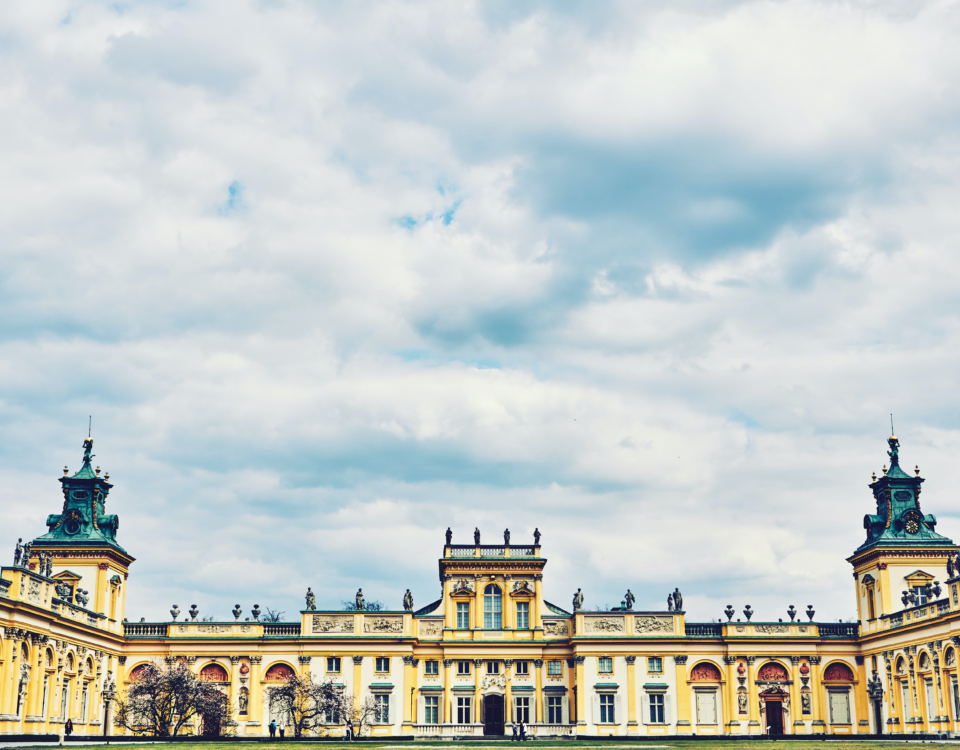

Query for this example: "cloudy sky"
[2,0,960,624]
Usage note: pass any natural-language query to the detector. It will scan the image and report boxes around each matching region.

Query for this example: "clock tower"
[847,434,956,632]
[27,436,134,632]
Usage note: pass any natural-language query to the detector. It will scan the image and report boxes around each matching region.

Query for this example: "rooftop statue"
[573,588,584,611]
[534,528,541,545]
[403,589,414,610]
[673,588,683,611]
[504,528,510,545]
[474,528,481,545]
[305,588,316,611]
[12,538,22,567]
[356,588,365,610]
[445,527,452,545]
[624,590,635,610]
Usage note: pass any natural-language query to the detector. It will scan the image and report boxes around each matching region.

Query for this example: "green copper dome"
[855,435,953,554]
[32,437,128,553]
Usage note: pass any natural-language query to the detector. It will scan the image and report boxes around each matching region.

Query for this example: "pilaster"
[443,659,452,724]
[747,656,761,733]
[625,656,638,731]
[789,657,802,734]
[575,656,585,726]
[675,655,692,734]
[808,656,824,733]
[534,659,544,723]
[473,659,482,725]
[353,655,363,712]
[402,656,414,726]
[855,656,870,733]
[504,659,514,725]
[249,655,262,727]
[724,656,739,733]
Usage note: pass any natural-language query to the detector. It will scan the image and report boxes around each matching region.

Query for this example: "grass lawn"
[15,742,948,750]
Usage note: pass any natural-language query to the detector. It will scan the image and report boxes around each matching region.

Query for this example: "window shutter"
[417,695,424,725]
[542,694,549,724]
[562,696,569,725]
[615,694,622,725]
[641,695,649,725]
[664,694,673,724]
[592,694,600,725]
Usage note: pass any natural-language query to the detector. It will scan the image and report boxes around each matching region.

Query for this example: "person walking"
[519,719,526,741]
[511,723,518,741]
[65,719,74,739]
[279,722,285,738]
[268,720,277,738]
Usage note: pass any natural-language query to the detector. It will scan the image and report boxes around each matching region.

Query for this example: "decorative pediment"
[52,570,82,584]
[509,580,535,598]
[905,570,935,586]
[449,579,476,598]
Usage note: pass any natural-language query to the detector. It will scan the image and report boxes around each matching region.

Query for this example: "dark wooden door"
[484,694,504,735]
[766,701,783,735]
[873,700,883,734]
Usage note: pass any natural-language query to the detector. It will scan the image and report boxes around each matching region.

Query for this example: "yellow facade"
[1,435,959,737]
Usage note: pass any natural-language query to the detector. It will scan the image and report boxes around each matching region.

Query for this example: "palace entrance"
[483,694,504,735]
[760,688,789,736]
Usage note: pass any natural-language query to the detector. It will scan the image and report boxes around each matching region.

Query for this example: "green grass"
[12,743,950,750]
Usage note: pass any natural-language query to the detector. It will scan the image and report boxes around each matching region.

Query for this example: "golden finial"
[104,472,109,481]
[915,465,920,476]
[63,466,69,476]
[872,472,877,482]
[883,465,888,475]
[95,466,101,476]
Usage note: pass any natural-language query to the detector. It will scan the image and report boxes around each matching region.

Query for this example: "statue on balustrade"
[356,588,365,610]
[504,528,510,545]
[305,588,316,611]
[673,588,683,611]
[13,538,22,567]
[624,590,635,610]
[403,589,414,610]
[573,588,584,611]
[474,528,481,545]
[445,527,452,545]
[534,528,541,545]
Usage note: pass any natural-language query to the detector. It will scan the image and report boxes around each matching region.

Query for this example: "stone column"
[855,656,870,733]
[575,656,586,727]
[353,655,364,722]
[789,657,802,734]
[675,655,692,734]
[534,659,544,724]
[504,660,514,726]
[724,656,739,734]
[248,655,263,732]
[473,659,483,729]
[402,656,415,727]
[931,642,945,728]
[503,578,513,630]
[533,574,544,638]
[25,635,46,720]
[443,577,454,630]
[0,630,21,717]
[443,660,452,725]
[94,563,109,615]
[626,656,638,732]
[808,656,825,733]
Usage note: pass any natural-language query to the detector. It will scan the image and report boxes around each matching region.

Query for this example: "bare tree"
[348,694,381,737]
[261,607,285,622]
[341,600,385,612]
[265,673,347,738]
[112,660,233,737]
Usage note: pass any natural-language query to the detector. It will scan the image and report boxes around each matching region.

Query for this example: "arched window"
[483,585,502,629]
[200,664,229,682]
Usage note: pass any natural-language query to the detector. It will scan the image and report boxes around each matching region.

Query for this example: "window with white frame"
[374,694,390,724]
[547,696,562,723]
[375,657,390,673]
[487,661,499,674]
[911,586,929,606]
[599,694,615,723]
[548,660,562,675]
[425,660,439,675]
[424,696,439,724]
[598,657,613,673]
[457,696,472,723]
[649,693,664,723]
[458,660,471,675]
[516,602,529,629]
[515,660,529,676]
[484,585,503,629]
[515,696,530,723]
[648,657,663,673]
[327,657,341,673]
[457,602,470,629]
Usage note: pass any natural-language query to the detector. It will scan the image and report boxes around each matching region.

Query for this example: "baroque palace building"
[2,433,960,738]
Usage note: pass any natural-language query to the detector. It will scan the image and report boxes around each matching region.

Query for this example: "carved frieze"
[542,620,568,636]
[27,578,41,604]
[584,616,625,633]
[755,624,789,634]
[312,615,354,634]
[418,619,442,637]
[635,615,674,634]
[197,624,231,634]
[364,616,403,634]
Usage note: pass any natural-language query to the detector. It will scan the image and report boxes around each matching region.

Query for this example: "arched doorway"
[483,694,504,735]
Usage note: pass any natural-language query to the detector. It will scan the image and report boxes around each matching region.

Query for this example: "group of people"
[511,720,528,740]
[268,720,358,740]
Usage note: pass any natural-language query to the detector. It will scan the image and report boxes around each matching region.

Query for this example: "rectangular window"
[599,694,615,723]
[926,678,936,721]
[484,588,502,629]
[515,697,530,723]
[60,687,68,720]
[901,681,911,719]
[516,602,529,629]
[598,657,613,673]
[457,696,472,724]
[515,660,529,676]
[487,661,499,675]
[548,660,562,676]
[458,660,471,676]
[327,657,341,673]
[81,688,88,721]
[649,693,664,723]
[457,602,470,629]
[376,657,390,673]
[953,676,960,721]
[424,696,439,724]
[648,657,663,673]
[375,694,390,724]
[42,677,49,718]
[867,588,876,619]
[425,660,439,676]
[911,586,929,606]
[547,696,562,723]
